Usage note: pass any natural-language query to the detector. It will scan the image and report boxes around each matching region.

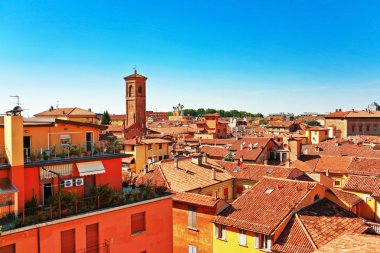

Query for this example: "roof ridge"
[157,164,171,189]
[295,213,317,250]
[261,176,317,184]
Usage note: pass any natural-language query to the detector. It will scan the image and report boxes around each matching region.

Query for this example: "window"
[254,233,268,250]
[129,85,134,96]
[366,124,370,132]
[236,186,244,197]
[238,230,247,246]
[351,125,356,132]
[374,124,378,132]
[215,224,226,240]
[158,144,162,149]
[359,124,363,132]
[0,243,15,253]
[188,205,197,229]
[138,86,142,94]
[86,223,99,253]
[131,212,146,234]
[314,194,320,202]
[223,188,229,200]
[334,179,341,187]
[159,156,163,161]
[188,245,197,253]
[60,135,71,146]
[147,144,152,150]
[61,229,76,253]
[131,145,135,151]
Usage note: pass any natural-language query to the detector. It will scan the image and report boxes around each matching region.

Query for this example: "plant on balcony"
[79,146,86,157]
[36,152,43,161]
[154,185,168,195]
[42,151,49,161]
[49,145,56,159]
[49,189,76,215]
[70,145,80,158]
[25,194,37,216]
[90,184,118,207]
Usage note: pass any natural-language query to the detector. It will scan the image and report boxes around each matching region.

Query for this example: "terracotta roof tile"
[273,199,367,253]
[217,161,304,181]
[342,175,380,197]
[173,191,220,207]
[212,177,317,235]
[35,107,95,117]
[328,188,362,207]
[314,233,380,253]
[201,146,229,158]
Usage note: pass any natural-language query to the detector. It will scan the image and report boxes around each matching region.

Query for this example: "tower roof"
[124,69,148,80]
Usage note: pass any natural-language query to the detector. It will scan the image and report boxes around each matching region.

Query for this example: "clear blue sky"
[1,0,379,116]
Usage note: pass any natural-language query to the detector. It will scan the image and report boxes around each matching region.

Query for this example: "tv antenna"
[10,95,20,106]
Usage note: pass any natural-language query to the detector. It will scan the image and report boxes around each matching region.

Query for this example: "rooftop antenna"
[10,95,20,106]
[56,100,60,108]
[133,65,137,74]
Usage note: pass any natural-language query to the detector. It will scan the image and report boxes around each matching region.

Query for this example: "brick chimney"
[191,153,202,165]
[174,158,179,169]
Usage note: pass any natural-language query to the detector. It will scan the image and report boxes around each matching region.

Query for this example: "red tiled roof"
[326,110,380,118]
[342,175,380,197]
[201,146,229,158]
[328,188,362,207]
[110,114,126,120]
[314,233,380,253]
[212,177,317,235]
[106,125,124,132]
[35,107,95,117]
[273,199,367,253]
[173,191,220,207]
[347,158,380,177]
[301,141,380,158]
[291,160,314,173]
[141,158,233,192]
[300,156,351,174]
[272,216,316,253]
[217,161,304,181]
[229,137,275,161]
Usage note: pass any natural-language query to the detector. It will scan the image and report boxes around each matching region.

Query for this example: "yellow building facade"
[124,138,171,173]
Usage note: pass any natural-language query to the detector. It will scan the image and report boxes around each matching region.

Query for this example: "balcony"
[0,179,170,232]
[23,141,127,166]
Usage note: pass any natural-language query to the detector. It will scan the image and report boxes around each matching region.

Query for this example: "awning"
[40,164,73,180]
[0,179,18,194]
[76,161,105,176]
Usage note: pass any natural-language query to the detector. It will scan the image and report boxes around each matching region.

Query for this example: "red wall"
[173,201,215,253]
[0,197,173,253]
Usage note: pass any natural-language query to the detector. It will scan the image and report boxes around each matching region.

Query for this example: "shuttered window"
[0,244,15,253]
[131,212,146,234]
[188,205,197,229]
[238,230,247,246]
[188,245,197,253]
[61,229,75,253]
[86,223,99,253]
[223,188,229,200]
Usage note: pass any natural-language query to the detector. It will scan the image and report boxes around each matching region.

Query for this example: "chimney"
[211,168,216,180]
[191,153,203,165]
[239,156,244,163]
[315,146,320,152]
[285,159,290,168]
[248,143,253,150]
[264,159,268,165]
[88,108,92,112]
[203,153,208,164]
[174,158,179,169]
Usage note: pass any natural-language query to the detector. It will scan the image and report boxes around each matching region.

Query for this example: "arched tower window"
[314,194,320,202]
[138,86,142,94]
[129,85,134,96]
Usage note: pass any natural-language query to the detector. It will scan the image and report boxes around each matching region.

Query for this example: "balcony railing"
[366,221,380,235]
[0,180,169,232]
[24,141,124,164]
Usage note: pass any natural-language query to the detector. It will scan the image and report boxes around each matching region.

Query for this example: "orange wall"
[0,197,173,253]
[173,201,215,253]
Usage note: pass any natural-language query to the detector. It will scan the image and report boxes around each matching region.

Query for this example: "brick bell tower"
[124,69,147,133]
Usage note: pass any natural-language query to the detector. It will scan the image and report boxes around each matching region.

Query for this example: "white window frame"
[238,229,247,246]
[188,245,197,253]
[215,224,226,240]
[60,135,71,146]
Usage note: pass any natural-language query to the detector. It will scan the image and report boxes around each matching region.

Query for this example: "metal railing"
[0,181,168,232]
[24,141,123,163]
[366,221,380,235]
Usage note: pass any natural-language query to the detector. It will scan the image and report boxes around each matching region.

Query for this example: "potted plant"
[42,151,49,161]
[70,145,79,158]
[36,152,43,161]
[50,146,56,160]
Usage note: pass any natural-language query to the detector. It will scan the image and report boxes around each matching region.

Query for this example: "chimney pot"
[174,158,179,169]
[211,168,216,180]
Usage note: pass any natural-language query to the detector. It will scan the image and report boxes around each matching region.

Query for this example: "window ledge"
[187,227,199,232]
[239,244,248,247]
[131,230,146,236]
[216,238,227,242]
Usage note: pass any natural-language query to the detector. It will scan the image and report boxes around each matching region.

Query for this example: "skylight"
[233,166,240,172]
[265,188,274,194]
[267,168,273,174]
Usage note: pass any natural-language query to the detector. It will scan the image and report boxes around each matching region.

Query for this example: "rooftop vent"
[267,168,273,174]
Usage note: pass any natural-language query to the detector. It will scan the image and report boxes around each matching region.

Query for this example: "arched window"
[129,85,134,96]
[138,86,142,94]
[314,194,320,202]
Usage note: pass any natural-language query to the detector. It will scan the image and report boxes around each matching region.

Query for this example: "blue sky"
[0,0,379,116]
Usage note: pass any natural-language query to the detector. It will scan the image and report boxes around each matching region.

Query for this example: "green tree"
[196,108,206,117]
[101,110,111,125]
[303,120,321,126]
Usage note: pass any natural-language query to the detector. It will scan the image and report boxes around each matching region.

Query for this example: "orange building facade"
[0,115,174,253]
